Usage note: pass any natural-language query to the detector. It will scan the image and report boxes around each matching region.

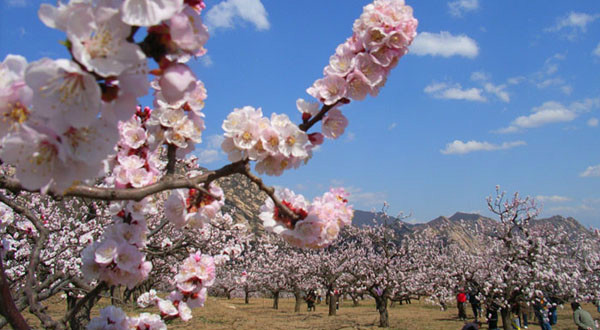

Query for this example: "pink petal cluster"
[0,54,32,139]
[307,0,417,104]
[137,289,159,308]
[147,74,206,155]
[86,306,130,330]
[112,107,165,189]
[156,252,215,322]
[259,188,354,248]
[164,183,224,229]
[81,213,152,288]
[129,313,167,330]
[221,106,317,176]
[81,109,169,288]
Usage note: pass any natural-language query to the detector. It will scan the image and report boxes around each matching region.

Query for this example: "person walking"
[572,302,598,330]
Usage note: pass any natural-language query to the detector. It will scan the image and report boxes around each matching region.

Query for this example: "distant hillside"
[354,210,593,252]
[211,173,592,248]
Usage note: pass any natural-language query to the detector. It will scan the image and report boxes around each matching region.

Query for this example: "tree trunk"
[272,290,279,310]
[226,289,231,300]
[110,286,120,306]
[500,307,512,330]
[244,289,250,304]
[376,296,389,327]
[351,295,359,306]
[328,293,337,316]
[294,289,302,313]
[66,293,97,330]
[0,258,30,330]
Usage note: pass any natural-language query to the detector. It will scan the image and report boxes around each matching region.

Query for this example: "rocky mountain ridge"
[215,174,592,249]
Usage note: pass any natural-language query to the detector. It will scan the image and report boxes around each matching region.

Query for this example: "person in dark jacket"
[486,303,499,330]
[469,290,481,321]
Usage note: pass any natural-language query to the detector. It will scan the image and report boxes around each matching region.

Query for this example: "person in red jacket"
[457,290,468,321]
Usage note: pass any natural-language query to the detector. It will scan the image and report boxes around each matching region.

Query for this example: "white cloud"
[470,71,489,82]
[507,76,525,85]
[546,12,600,33]
[6,0,26,7]
[587,118,599,127]
[580,165,600,177]
[570,98,600,113]
[410,31,478,58]
[345,132,356,142]
[497,101,577,133]
[536,195,571,203]
[484,83,510,102]
[193,135,225,164]
[205,0,270,31]
[440,140,526,155]
[344,186,388,210]
[200,55,213,67]
[594,42,600,57]
[469,72,510,102]
[195,149,221,163]
[424,82,486,102]
[448,0,479,17]
[388,122,397,130]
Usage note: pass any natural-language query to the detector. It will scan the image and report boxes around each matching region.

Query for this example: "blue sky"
[1,0,599,227]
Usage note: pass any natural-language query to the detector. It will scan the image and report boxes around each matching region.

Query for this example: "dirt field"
[20,295,599,330]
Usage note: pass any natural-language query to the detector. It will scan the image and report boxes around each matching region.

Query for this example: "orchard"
[0,1,599,330]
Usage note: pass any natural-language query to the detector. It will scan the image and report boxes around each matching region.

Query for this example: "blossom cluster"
[111,106,166,189]
[259,188,354,248]
[147,71,207,157]
[164,182,225,229]
[221,106,319,176]
[0,0,210,193]
[81,108,164,288]
[156,252,215,321]
[87,306,166,330]
[307,0,418,105]
[81,205,153,288]
[0,55,121,193]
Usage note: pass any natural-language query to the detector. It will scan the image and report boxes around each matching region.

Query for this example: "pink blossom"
[158,63,197,103]
[121,0,185,27]
[321,109,348,139]
[25,59,101,132]
[307,75,347,106]
[168,7,209,58]
[67,5,146,77]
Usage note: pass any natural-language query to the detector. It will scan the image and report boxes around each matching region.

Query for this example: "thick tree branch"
[0,258,30,330]
[0,161,247,202]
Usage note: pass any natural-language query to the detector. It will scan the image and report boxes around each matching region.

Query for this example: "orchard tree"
[466,187,573,330]
[347,207,439,328]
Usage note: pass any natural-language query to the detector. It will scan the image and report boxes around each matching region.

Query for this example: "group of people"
[456,289,599,330]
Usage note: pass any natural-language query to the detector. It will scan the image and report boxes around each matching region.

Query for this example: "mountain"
[348,210,593,252]
[212,173,593,248]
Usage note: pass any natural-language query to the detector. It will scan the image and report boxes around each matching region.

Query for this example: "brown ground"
[18,296,599,330]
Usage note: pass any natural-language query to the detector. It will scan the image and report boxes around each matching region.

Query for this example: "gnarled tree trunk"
[272,290,280,309]
[328,292,337,316]
[375,296,389,327]
[501,307,512,330]
[294,289,303,313]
